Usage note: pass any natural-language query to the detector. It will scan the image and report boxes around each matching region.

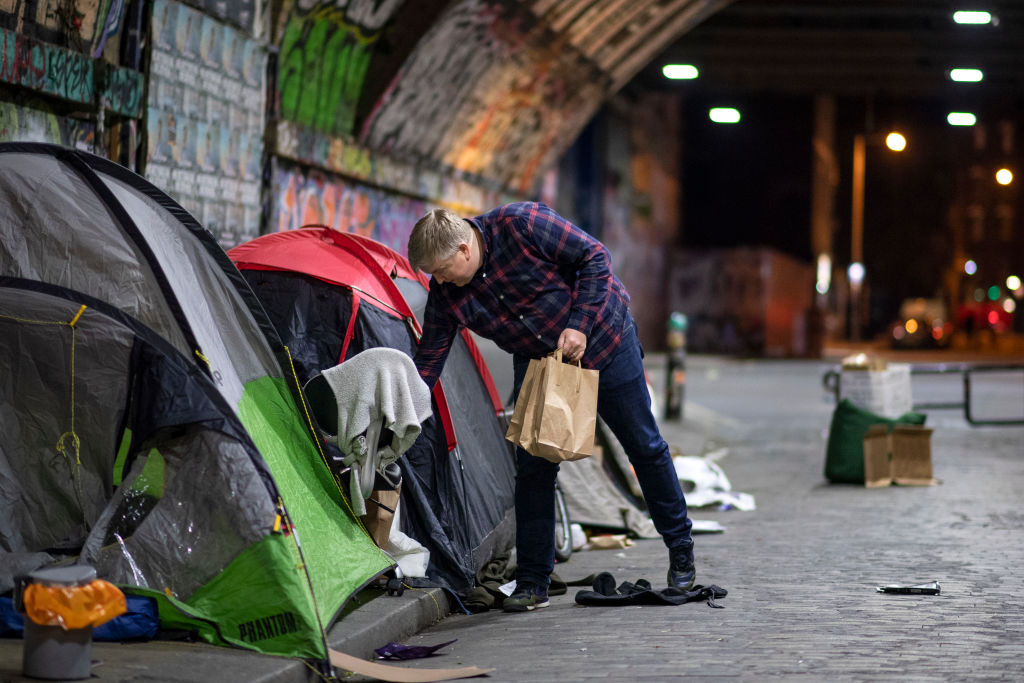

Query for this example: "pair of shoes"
[502,582,550,612]
[667,545,696,590]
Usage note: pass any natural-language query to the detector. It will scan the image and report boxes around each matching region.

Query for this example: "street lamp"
[849,130,906,340]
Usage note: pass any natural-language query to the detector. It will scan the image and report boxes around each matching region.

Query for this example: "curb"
[327,585,453,662]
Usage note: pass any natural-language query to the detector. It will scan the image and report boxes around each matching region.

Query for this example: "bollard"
[664,312,687,421]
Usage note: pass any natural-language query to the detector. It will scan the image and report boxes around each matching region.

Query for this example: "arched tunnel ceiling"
[318,0,734,193]
[281,0,1024,198]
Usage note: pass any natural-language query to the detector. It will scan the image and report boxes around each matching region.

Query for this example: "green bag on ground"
[824,399,927,484]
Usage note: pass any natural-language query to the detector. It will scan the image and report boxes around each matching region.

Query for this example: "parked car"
[890,297,952,349]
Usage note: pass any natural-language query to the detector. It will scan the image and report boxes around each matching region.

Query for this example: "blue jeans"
[511,315,694,587]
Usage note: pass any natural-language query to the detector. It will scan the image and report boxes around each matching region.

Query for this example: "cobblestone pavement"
[369,355,1024,682]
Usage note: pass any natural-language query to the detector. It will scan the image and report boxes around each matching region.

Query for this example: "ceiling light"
[949,68,984,82]
[947,112,977,126]
[662,64,699,80]
[953,10,992,24]
[709,108,740,124]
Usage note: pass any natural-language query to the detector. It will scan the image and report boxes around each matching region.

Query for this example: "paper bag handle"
[549,348,583,390]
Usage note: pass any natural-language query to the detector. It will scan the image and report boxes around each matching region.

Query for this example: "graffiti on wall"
[0,27,142,115]
[145,0,266,247]
[360,0,607,192]
[0,0,125,57]
[275,117,516,216]
[0,98,95,147]
[276,0,404,138]
[272,161,429,254]
[272,161,428,255]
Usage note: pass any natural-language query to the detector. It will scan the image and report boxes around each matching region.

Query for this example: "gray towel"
[320,348,431,515]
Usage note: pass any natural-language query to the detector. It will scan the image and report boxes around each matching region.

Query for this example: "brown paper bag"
[361,486,401,548]
[506,350,599,463]
[504,355,546,446]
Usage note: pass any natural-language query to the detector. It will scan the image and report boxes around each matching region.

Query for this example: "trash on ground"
[375,639,458,660]
[673,455,756,510]
[876,581,941,595]
[587,534,635,549]
[691,520,726,533]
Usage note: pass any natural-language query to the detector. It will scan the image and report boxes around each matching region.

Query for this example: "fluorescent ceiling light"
[949,68,984,82]
[947,112,977,126]
[953,10,992,24]
[662,64,699,80]
[709,107,740,123]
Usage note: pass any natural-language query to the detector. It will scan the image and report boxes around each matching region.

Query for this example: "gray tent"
[0,143,390,665]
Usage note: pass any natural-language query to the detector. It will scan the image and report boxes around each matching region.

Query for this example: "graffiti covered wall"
[271,160,428,255]
[0,98,95,146]
[0,0,125,57]
[360,0,608,193]
[275,0,404,139]
[145,0,266,246]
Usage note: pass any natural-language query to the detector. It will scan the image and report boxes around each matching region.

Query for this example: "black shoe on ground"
[503,582,550,612]
[667,546,696,590]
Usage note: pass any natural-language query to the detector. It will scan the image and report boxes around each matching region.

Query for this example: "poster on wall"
[174,0,258,36]
[145,0,266,247]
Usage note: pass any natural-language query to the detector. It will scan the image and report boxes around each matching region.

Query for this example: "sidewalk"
[3,353,1022,681]
[340,354,1024,681]
[0,574,453,682]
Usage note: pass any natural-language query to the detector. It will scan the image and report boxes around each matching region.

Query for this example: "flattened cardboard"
[329,648,493,682]
[862,424,892,488]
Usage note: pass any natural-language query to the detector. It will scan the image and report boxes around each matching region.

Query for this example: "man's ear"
[458,241,472,257]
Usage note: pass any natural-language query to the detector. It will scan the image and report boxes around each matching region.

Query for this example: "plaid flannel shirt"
[414,202,630,389]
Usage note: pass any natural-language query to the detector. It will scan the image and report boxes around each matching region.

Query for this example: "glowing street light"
[965,259,977,275]
[885,133,906,151]
[848,130,905,340]
[996,168,1013,185]
[847,262,865,286]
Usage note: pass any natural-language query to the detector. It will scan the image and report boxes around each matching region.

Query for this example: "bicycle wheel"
[553,482,573,562]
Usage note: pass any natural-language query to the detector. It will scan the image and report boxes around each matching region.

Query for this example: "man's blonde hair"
[408,208,470,272]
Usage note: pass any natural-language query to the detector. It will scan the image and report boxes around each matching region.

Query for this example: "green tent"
[0,143,392,666]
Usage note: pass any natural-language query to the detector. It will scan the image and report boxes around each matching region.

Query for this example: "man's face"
[425,243,474,286]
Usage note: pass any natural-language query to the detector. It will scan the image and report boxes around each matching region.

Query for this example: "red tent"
[228,228,515,597]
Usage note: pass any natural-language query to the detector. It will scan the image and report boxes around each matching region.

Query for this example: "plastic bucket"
[22,565,97,680]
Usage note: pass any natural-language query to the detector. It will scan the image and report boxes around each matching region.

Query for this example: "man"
[408,202,695,613]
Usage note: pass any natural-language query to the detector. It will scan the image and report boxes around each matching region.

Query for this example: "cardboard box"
[862,424,892,488]
[891,425,936,485]
[861,424,936,487]
[361,486,401,549]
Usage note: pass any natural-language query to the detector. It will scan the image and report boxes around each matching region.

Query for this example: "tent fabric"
[229,228,516,596]
[0,143,392,665]
[557,457,659,538]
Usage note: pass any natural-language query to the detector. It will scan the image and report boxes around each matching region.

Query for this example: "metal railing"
[823,362,1024,426]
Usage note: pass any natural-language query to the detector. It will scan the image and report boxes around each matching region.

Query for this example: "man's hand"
[558,328,587,362]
